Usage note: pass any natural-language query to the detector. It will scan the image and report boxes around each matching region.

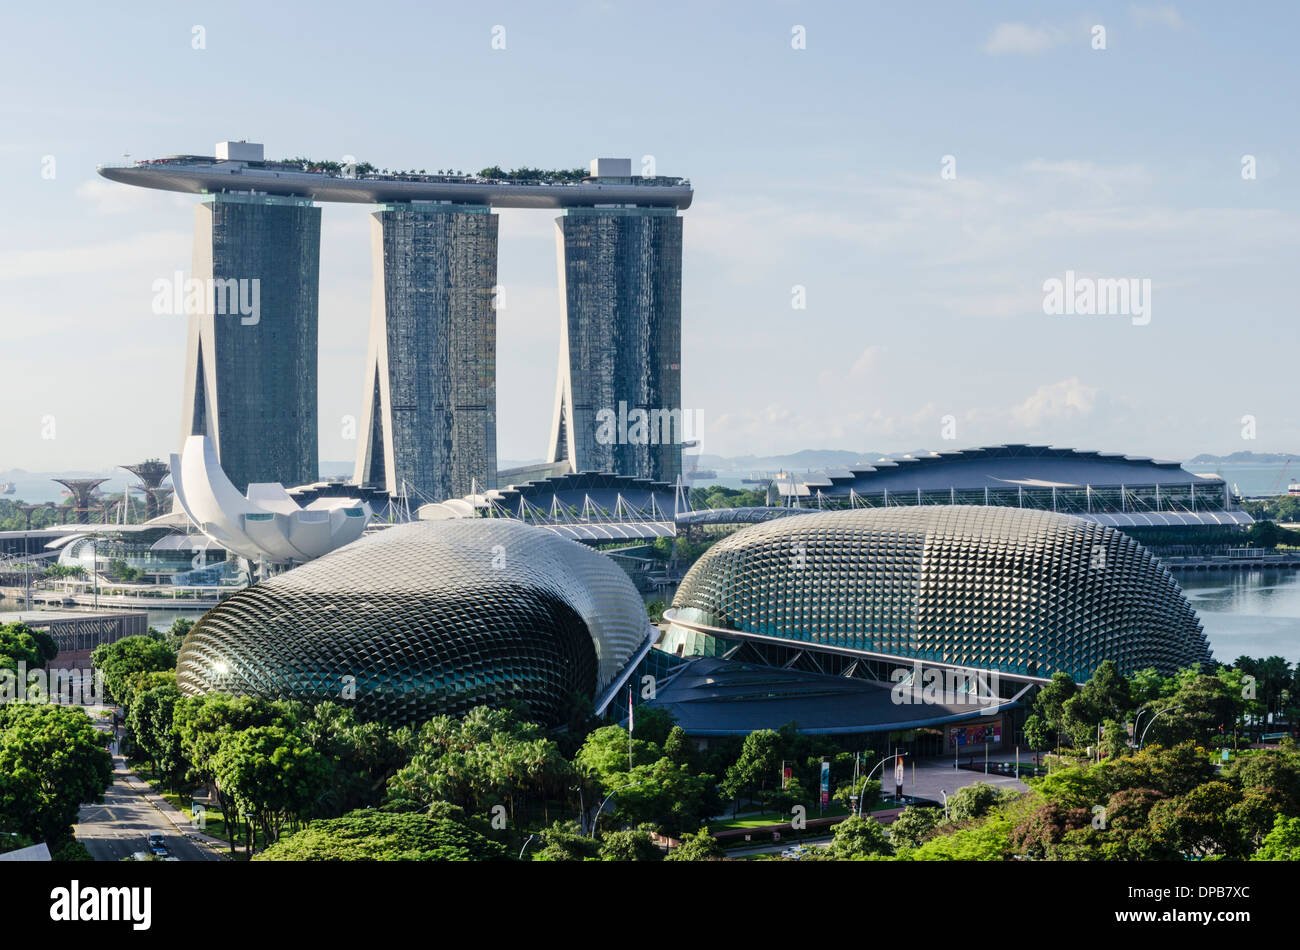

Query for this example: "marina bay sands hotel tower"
[99,143,691,501]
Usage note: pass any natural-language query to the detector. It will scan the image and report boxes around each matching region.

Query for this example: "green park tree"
[1146,781,1248,859]
[0,704,112,847]
[90,635,177,706]
[173,694,302,854]
[944,782,1008,822]
[1253,815,1300,860]
[664,827,725,861]
[825,814,891,859]
[0,623,43,675]
[532,820,599,861]
[299,702,407,817]
[125,680,186,789]
[721,729,781,809]
[255,808,507,861]
[387,706,572,822]
[598,825,662,861]
[907,814,1014,861]
[887,806,942,849]
[212,725,331,851]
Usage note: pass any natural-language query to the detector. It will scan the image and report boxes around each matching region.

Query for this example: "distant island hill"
[1188,451,1296,464]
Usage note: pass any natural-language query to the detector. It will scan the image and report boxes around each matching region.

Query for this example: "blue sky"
[2,0,1296,470]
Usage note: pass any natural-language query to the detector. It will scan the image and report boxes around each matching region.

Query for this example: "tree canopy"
[256,809,508,861]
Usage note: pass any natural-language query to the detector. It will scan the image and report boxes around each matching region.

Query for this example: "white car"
[780,846,806,860]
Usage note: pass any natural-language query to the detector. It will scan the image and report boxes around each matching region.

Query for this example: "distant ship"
[687,469,718,480]
[1289,479,1300,496]
[0,482,14,494]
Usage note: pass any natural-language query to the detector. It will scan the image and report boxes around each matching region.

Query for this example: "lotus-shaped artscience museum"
[176,519,653,726]
[170,435,370,565]
[663,506,1211,681]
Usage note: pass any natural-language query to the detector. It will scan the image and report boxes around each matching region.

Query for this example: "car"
[147,833,169,857]
[780,846,806,860]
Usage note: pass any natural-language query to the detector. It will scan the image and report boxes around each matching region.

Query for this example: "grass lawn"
[713,802,850,831]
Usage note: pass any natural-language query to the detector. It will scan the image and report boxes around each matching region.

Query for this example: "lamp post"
[588,781,640,838]
[940,789,948,820]
[518,833,537,860]
[1132,707,1152,748]
[1139,704,1183,749]
[571,785,586,836]
[858,751,907,814]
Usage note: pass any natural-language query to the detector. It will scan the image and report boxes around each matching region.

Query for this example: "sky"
[1,0,1297,473]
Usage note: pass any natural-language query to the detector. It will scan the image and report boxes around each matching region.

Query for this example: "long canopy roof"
[778,444,1225,498]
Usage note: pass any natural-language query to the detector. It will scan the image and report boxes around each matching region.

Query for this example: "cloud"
[0,230,189,281]
[1130,4,1185,29]
[851,345,883,376]
[1022,158,1152,187]
[983,23,1065,56]
[75,177,193,215]
[1010,377,1099,427]
[711,378,1119,459]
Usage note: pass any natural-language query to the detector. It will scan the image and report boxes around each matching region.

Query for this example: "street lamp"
[588,781,640,838]
[1139,704,1183,749]
[858,751,908,814]
[1131,707,1147,746]
[940,789,948,820]
[518,833,537,860]
[570,785,586,836]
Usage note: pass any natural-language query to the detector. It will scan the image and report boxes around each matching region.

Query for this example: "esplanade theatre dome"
[177,519,651,726]
[663,506,1211,680]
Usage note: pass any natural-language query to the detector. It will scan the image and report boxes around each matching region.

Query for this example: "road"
[725,835,834,858]
[72,705,225,862]
[75,754,224,862]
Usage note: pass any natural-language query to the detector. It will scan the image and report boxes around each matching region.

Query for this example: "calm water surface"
[1177,569,1300,664]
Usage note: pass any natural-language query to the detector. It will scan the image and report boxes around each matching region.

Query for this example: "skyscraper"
[180,191,320,493]
[101,145,690,499]
[354,203,499,502]
[547,166,684,483]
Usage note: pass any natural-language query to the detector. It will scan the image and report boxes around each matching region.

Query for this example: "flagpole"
[628,686,634,773]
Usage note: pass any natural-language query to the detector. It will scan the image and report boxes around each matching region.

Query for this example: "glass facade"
[549,208,683,483]
[355,203,498,502]
[58,531,228,577]
[183,193,320,493]
[176,519,648,726]
[665,505,1212,680]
